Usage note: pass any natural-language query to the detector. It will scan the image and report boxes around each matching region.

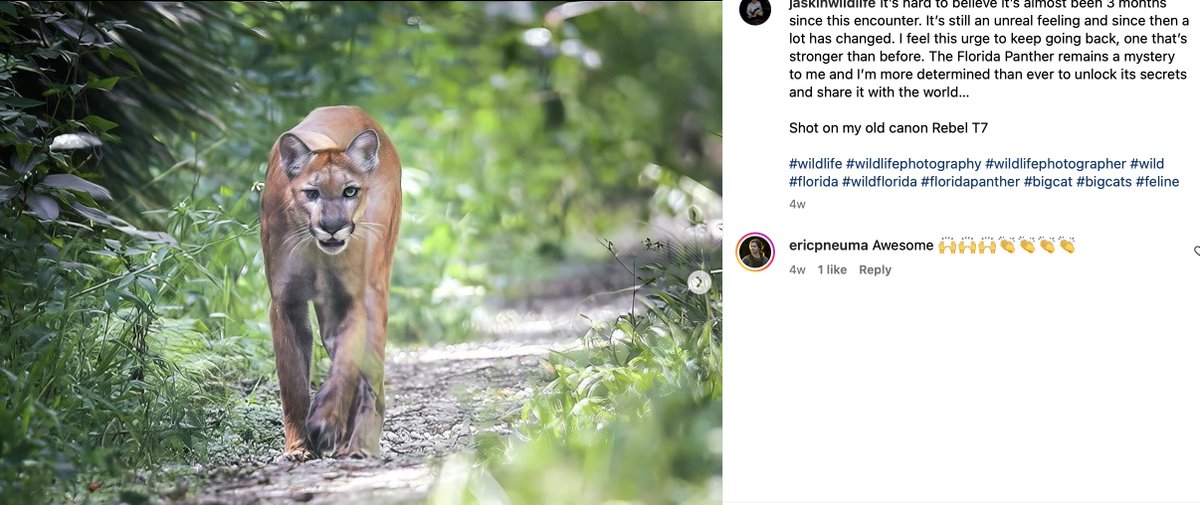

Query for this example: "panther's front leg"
[337,280,388,458]
[269,300,316,461]
[306,297,367,456]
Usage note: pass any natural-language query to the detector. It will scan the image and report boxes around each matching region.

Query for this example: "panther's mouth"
[312,222,353,255]
[316,237,347,254]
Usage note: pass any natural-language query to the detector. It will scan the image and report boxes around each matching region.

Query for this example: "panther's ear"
[279,133,313,179]
[346,129,380,173]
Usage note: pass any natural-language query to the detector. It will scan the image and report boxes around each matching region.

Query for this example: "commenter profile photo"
[740,0,771,26]
[737,233,774,271]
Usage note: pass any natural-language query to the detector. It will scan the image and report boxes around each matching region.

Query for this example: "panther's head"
[277,129,380,255]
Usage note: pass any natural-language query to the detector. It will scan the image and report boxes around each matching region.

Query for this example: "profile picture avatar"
[739,0,771,26]
[737,233,774,271]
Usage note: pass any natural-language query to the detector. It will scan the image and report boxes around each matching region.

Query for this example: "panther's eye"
[302,189,319,201]
[342,187,359,198]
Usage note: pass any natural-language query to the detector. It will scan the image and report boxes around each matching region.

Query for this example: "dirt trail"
[183,285,631,505]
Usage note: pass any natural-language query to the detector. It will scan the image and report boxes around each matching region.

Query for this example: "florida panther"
[260,106,402,460]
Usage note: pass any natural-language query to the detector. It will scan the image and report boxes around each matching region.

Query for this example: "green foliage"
[360,2,720,342]
[353,1,721,249]
[0,1,250,212]
[0,200,269,504]
[431,234,723,505]
[1,5,269,501]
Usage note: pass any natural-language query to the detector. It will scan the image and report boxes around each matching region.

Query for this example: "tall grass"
[0,188,273,503]
[430,225,724,505]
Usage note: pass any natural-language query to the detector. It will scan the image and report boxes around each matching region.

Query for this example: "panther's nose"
[317,220,353,241]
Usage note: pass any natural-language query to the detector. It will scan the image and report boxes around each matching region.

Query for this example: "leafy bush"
[1,2,250,211]
[1,3,271,502]
[0,198,270,503]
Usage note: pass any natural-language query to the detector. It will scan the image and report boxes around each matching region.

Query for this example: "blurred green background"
[0,2,722,503]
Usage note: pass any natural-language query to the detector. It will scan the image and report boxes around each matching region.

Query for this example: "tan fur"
[260,106,401,460]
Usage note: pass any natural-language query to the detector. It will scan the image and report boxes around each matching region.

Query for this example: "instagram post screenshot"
[1,1,1195,504]
[726,0,1197,504]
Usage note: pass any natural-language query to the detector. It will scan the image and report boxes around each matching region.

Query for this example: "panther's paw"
[278,447,316,463]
